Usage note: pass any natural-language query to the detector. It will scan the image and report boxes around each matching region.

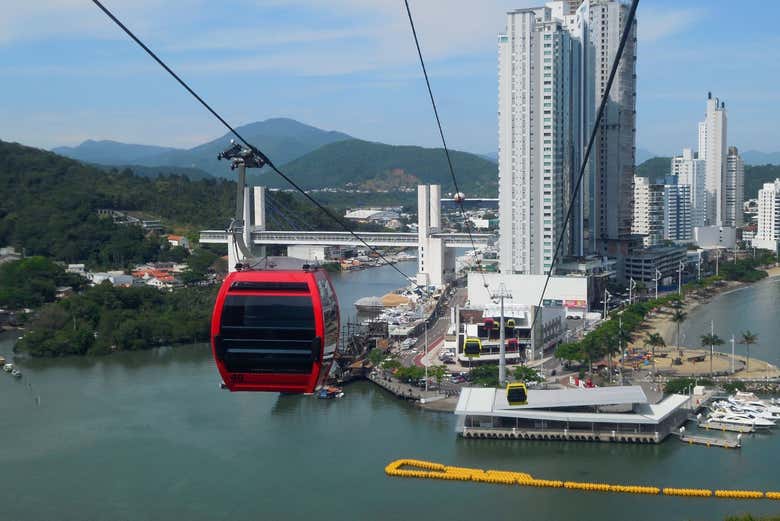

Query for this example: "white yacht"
[10,368,21,378]
[729,394,780,415]
[3,363,13,372]
[716,401,780,420]
[709,409,776,429]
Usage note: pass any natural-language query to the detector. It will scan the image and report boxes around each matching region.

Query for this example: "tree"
[670,309,687,352]
[514,365,543,383]
[645,332,666,380]
[700,333,724,377]
[429,365,447,385]
[739,330,758,374]
[602,332,619,383]
[555,341,583,365]
[368,348,386,367]
[555,341,583,364]
[469,365,499,387]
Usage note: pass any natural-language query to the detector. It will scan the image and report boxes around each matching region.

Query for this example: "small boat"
[316,386,344,399]
[10,369,21,378]
[3,363,13,373]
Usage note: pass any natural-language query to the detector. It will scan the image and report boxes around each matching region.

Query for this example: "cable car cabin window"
[219,295,317,374]
[317,276,339,358]
[222,295,315,333]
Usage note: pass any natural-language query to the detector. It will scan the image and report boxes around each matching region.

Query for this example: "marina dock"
[698,419,756,433]
[676,433,741,449]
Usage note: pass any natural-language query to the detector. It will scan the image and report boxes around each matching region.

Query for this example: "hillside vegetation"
[0,140,349,267]
[16,283,215,356]
[266,139,498,196]
[635,157,672,181]
[637,155,780,199]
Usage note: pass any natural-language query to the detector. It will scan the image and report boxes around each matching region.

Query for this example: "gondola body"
[211,260,340,393]
[463,337,482,358]
[506,382,528,405]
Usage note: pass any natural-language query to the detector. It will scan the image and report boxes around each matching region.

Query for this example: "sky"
[1,0,779,156]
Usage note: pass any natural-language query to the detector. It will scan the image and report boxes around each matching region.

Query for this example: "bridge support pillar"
[416,184,452,288]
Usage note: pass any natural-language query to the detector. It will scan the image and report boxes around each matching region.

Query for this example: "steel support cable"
[528,0,639,336]
[402,0,490,289]
[266,196,307,231]
[91,0,424,290]
[266,203,300,232]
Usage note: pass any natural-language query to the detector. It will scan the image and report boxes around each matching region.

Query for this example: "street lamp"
[677,260,684,296]
[602,288,612,319]
[654,269,662,300]
[628,277,636,305]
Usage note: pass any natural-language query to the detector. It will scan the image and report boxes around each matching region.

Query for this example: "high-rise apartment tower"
[498,0,636,275]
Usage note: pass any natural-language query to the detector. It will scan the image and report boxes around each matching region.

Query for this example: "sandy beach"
[623,267,780,378]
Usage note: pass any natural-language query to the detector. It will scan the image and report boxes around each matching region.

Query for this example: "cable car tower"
[490,282,513,385]
[217,140,267,270]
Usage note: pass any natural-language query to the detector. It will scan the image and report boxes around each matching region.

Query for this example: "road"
[396,286,467,368]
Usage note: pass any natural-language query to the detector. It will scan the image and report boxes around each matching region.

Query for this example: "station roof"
[455,387,690,425]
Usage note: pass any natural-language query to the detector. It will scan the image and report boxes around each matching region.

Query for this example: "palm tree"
[700,333,724,377]
[739,330,758,374]
[603,333,619,384]
[645,332,665,381]
[670,309,687,353]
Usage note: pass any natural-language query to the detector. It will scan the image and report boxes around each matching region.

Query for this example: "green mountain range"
[53,118,352,178]
[255,139,498,196]
[51,118,499,195]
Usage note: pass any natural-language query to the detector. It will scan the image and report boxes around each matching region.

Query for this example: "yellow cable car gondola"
[463,337,482,358]
[506,382,528,405]
[506,318,516,328]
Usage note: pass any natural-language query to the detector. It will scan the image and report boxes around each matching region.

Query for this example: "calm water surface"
[1,265,779,521]
[680,276,780,366]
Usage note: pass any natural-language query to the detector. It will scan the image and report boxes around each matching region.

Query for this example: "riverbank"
[630,268,780,379]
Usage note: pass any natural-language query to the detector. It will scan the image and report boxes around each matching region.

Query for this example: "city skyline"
[1,0,779,157]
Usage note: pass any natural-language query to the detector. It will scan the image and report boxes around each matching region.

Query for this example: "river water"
[680,276,780,367]
[1,264,779,521]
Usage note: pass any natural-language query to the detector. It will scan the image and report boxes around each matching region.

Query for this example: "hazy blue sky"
[1,0,778,156]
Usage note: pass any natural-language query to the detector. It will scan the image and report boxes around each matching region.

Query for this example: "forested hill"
[0,140,333,267]
[266,139,499,196]
[636,155,780,199]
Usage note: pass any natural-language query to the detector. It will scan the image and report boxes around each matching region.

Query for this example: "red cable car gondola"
[211,258,340,393]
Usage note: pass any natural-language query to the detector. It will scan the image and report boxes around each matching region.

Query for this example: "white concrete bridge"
[199,184,494,287]
[199,230,488,248]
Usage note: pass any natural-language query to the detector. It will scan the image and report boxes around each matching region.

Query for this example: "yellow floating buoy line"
[385,459,776,500]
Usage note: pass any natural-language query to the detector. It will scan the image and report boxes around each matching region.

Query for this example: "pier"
[697,419,755,433]
[676,432,741,449]
[367,372,446,403]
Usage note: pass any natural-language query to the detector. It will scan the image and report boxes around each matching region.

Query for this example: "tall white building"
[725,146,744,228]
[663,184,692,243]
[672,148,706,228]
[633,177,691,247]
[498,0,636,275]
[698,93,728,226]
[632,177,663,247]
[752,180,780,251]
